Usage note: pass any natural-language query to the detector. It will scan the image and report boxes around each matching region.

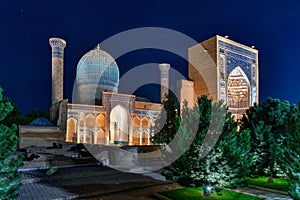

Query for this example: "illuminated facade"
[19,35,259,149]
[66,93,161,145]
[184,35,259,119]
[56,42,163,146]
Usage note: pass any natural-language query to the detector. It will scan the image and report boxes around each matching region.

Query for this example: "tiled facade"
[184,35,259,119]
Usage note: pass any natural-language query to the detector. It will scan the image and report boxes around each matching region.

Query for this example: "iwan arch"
[179,35,259,119]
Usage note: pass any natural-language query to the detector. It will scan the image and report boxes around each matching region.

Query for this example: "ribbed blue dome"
[76,46,119,104]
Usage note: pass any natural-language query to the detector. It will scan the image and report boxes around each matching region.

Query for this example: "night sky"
[1,0,300,115]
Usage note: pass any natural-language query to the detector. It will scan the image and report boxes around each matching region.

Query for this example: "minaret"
[159,63,170,103]
[49,38,66,105]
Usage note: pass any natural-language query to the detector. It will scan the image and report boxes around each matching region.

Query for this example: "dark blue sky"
[1,0,300,114]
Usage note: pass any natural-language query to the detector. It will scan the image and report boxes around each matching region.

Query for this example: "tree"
[152,91,180,144]
[240,98,297,181]
[0,87,23,199]
[1,100,25,127]
[283,101,300,199]
[162,96,253,192]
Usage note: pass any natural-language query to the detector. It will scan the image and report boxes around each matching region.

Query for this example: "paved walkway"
[88,183,181,200]
[235,187,293,200]
[17,164,180,200]
[17,164,293,200]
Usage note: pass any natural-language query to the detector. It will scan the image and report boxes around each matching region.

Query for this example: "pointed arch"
[110,105,129,144]
[96,129,105,144]
[142,130,148,145]
[227,66,250,119]
[66,118,77,143]
[132,116,140,128]
[131,129,140,145]
[86,114,95,128]
[141,117,148,128]
[96,114,105,127]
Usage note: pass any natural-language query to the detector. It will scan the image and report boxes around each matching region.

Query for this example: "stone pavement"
[17,164,294,200]
[17,164,181,200]
[234,187,293,200]
[88,183,181,200]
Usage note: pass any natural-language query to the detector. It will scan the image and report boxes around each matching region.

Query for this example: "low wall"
[19,126,65,148]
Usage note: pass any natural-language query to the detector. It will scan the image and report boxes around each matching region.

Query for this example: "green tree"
[0,88,23,199]
[163,96,253,191]
[152,92,180,144]
[1,100,25,127]
[240,98,296,181]
[283,101,300,199]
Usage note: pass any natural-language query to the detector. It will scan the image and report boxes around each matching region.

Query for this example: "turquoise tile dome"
[76,45,119,104]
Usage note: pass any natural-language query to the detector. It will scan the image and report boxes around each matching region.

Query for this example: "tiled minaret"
[49,38,66,105]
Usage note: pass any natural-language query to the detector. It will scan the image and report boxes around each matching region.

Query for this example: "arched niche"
[66,118,77,143]
[132,116,140,128]
[142,131,148,145]
[86,114,95,128]
[96,114,105,128]
[141,117,148,128]
[227,66,250,119]
[131,129,140,145]
[96,129,105,144]
[110,105,129,144]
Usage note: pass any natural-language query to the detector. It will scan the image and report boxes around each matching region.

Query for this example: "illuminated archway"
[66,118,77,143]
[110,105,129,144]
[132,116,140,128]
[142,131,148,145]
[141,117,148,128]
[96,114,105,128]
[86,114,95,128]
[227,67,250,119]
[96,129,105,144]
[131,129,140,145]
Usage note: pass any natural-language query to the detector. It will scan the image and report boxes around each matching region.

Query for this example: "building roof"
[28,117,54,126]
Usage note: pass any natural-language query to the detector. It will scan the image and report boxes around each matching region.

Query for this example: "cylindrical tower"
[159,63,170,103]
[49,38,66,105]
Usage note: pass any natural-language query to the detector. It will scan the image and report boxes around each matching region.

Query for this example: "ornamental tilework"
[218,39,258,107]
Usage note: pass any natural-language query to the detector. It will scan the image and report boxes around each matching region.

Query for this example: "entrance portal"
[227,67,250,120]
[110,105,129,144]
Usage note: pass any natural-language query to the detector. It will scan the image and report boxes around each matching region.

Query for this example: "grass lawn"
[246,177,289,192]
[160,187,262,200]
